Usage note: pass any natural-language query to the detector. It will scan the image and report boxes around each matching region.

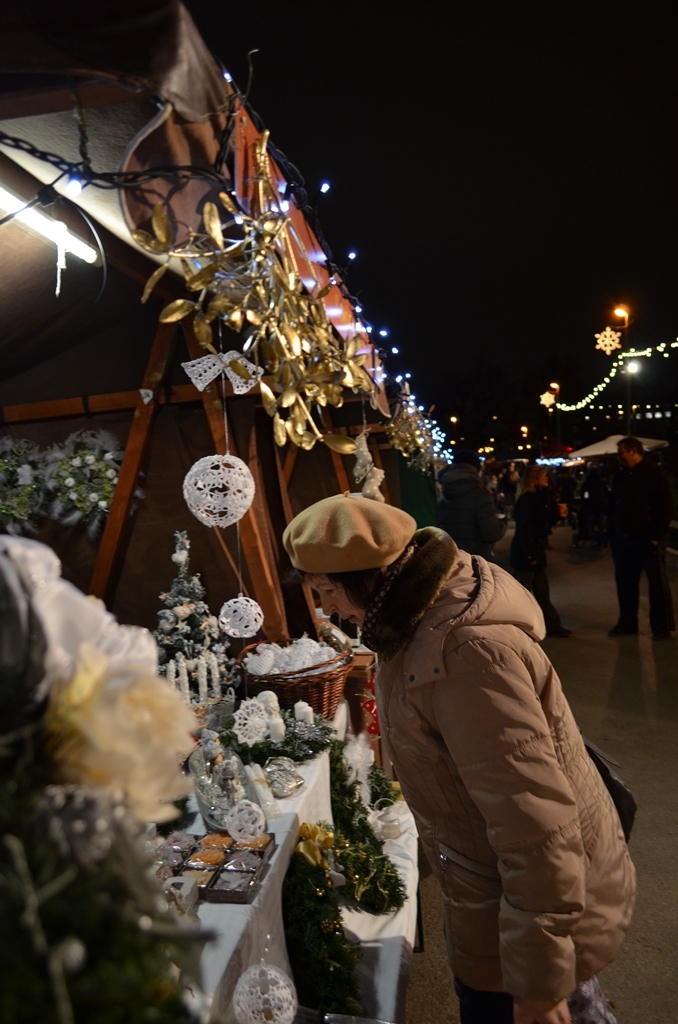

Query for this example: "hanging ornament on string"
[233,935,297,1024]
[181,350,264,394]
[183,453,255,528]
[219,593,264,638]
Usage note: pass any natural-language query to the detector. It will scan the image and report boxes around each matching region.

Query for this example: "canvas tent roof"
[567,435,669,459]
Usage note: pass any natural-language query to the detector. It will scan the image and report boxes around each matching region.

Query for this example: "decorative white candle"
[268,714,286,741]
[176,653,190,704]
[209,652,221,697]
[294,701,314,725]
[197,656,208,703]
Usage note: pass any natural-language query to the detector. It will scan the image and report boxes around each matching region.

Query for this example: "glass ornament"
[219,595,264,638]
[233,963,297,1024]
[183,454,255,528]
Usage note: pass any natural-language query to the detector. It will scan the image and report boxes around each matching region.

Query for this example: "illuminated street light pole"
[550,382,561,452]
[626,361,639,434]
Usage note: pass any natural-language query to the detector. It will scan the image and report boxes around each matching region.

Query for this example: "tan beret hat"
[283,493,417,573]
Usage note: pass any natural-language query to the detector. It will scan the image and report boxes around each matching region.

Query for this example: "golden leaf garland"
[136,133,381,453]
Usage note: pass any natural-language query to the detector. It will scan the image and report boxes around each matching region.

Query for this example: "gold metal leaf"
[286,419,302,445]
[283,326,302,357]
[246,310,263,326]
[193,312,214,349]
[219,191,238,215]
[299,431,316,450]
[229,309,244,331]
[159,299,195,323]
[228,359,252,380]
[316,282,332,299]
[141,262,169,303]
[203,202,224,250]
[273,413,287,446]
[132,229,156,251]
[322,434,357,454]
[185,265,217,291]
[280,384,298,408]
[152,203,172,246]
[260,381,278,416]
[260,340,278,369]
[345,338,359,359]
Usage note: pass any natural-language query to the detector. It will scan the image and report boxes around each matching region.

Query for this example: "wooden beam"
[274,445,319,634]
[0,80,144,121]
[282,444,299,488]
[182,322,289,641]
[89,320,176,600]
[320,408,352,493]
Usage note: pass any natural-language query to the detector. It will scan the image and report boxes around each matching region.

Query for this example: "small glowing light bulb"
[348,250,357,260]
[379,328,389,337]
[65,177,82,198]
[320,181,331,194]
[391,346,399,354]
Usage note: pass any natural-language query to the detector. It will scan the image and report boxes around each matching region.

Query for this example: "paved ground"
[406,524,678,1024]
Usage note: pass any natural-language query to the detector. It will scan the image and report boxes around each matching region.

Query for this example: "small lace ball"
[183,454,255,528]
[225,799,266,842]
[233,963,297,1024]
[219,595,264,638]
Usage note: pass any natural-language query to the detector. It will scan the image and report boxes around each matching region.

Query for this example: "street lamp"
[550,382,561,452]
[614,306,631,350]
[626,360,639,433]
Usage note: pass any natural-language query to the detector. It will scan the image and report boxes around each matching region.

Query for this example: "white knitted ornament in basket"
[233,963,297,1024]
[219,595,264,638]
[225,799,266,842]
[183,454,255,528]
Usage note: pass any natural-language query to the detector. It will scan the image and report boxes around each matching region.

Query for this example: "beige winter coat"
[372,529,636,1000]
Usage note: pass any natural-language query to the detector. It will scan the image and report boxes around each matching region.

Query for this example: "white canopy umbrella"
[566,434,669,460]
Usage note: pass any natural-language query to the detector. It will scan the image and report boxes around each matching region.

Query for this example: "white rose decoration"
[84,454,96,465]
[105,469,116,480]
[71,457,82,467]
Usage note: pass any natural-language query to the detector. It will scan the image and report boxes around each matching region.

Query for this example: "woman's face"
[307,574,366,626]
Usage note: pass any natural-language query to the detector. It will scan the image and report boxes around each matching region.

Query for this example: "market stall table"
[182,702,418,1024]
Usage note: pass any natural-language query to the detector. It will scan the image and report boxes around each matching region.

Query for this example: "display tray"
[175,833,276,904]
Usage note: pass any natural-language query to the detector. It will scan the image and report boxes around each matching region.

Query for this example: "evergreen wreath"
[0,436,46,534]
[43,430,124,537]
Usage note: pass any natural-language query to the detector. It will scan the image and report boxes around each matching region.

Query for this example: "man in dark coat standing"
[436,450,507,559]
[607,437,675,639]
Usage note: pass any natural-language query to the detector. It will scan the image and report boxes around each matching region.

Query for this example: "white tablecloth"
[184,703,418,1024]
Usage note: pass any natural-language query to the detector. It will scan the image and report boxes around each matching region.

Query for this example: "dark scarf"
[361,527,458,662]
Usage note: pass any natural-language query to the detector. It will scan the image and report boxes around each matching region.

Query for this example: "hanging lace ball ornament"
[183,454,255,528]
[219,595,264,638]
[233,963,297,1024]
[232,698,269,746]
[224,799,267,843]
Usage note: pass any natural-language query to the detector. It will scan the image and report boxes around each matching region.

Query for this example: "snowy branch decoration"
[594,326,622,356]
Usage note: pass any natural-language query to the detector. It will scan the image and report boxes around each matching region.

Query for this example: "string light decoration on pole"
[594,326,622,356]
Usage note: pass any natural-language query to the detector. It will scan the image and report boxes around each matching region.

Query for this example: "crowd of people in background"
[436,438,676,641]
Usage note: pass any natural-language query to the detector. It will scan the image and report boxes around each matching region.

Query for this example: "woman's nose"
[319,594,334,616]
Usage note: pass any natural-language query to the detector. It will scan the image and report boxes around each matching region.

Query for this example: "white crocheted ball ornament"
[232,698,269,746]
[225,799,266,842]
[183,454,255,528]
[219,595,264,638]
[233,963,297,1024]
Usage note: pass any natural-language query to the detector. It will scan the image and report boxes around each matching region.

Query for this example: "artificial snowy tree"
[154,531,236,704]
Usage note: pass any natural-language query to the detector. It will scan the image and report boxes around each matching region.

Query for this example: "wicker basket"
[237,641,353,720]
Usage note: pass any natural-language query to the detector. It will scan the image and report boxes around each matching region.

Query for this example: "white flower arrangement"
[44,430,124,537]
[0,437,47,535]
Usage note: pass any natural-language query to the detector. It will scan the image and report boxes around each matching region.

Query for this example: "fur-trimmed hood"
[369,527,544,661]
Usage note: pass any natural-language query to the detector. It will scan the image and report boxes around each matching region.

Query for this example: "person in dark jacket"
[607,437,674,639]
[436,450,507,559]
[511,464,571,637]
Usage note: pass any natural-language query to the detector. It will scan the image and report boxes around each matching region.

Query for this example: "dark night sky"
[185,1,678,437]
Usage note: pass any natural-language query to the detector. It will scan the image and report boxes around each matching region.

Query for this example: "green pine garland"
[281,852,363,1017]
[329,741,406,915]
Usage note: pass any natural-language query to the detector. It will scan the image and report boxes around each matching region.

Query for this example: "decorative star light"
[540,391,556,408]
[594,326,622,356]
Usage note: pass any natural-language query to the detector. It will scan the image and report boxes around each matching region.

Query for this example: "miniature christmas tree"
[154,531,235,704]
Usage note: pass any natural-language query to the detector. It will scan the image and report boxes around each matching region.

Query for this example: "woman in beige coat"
[284,494,635,1024]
